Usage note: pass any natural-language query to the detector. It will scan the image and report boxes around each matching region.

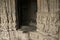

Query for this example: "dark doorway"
[15,0,37,31]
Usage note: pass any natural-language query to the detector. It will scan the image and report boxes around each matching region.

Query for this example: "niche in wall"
[15,0,37,32]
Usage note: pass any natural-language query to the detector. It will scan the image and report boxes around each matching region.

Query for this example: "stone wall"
[37,0,60,40]
[0,0,60,40]
[0,0,16,40]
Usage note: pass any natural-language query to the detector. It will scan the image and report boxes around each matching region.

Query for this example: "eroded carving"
[37,13,59,36]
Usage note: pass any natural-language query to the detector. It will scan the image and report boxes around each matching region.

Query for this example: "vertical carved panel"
[35,0,59,40]
[0,0,16,40]
[0,0,9,40]
[49,0,59,12]
[37,0,48,12]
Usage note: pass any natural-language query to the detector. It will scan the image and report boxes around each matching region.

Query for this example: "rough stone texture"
[37,12,59,40]
[0,0,16,40]
[0,0,60,40]
[36,0,60,40]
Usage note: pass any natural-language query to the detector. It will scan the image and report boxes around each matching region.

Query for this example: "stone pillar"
[37,0,48,12]
[37,0,59,40]
[0,0,16,40]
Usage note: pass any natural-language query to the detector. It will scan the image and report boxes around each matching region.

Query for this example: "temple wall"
[0,0,60,40]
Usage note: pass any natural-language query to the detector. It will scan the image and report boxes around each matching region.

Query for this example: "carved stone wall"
[37,0,60,40]
[0,0,60,40]
[0,0,16,40]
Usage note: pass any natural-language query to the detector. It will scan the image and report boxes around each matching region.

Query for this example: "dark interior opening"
[15,0,37,31]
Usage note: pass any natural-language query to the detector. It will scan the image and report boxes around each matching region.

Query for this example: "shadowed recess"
[15,0,37,32]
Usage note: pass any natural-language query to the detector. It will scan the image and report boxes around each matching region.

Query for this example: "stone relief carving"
[37,13,59,39]
[43,38,51,40]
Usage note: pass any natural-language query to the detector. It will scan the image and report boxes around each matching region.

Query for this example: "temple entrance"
[15,0,37,30]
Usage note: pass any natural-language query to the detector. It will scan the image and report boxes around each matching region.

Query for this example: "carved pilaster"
[0,0,16,40]
[37,0,59,40]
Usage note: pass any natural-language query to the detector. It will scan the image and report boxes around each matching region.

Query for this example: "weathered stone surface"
[30,32,58,40]
[0,0,16,40]
[37,12,59,40]
[0,0,60,40]
[36,0,59,40]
